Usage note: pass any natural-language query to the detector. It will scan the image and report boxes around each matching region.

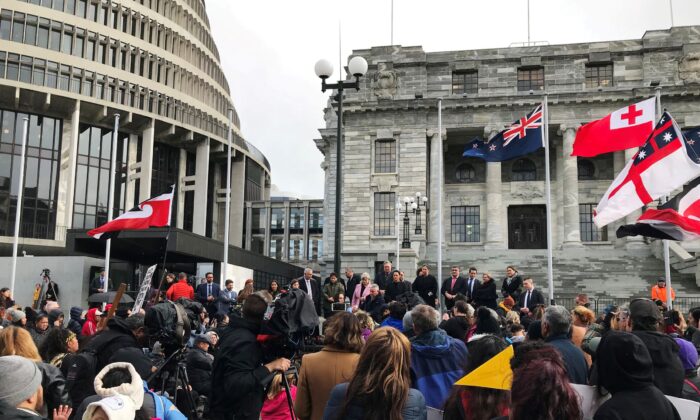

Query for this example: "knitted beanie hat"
[0,355,42,407]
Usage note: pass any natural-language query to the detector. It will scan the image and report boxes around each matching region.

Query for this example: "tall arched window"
[577,159,595,180]
[455,163,476,183]
[511,158,536,181]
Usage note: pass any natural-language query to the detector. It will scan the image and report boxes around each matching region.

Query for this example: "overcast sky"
[207,0,700,199]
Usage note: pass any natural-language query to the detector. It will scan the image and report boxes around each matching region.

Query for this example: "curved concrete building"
[0,0,283,305]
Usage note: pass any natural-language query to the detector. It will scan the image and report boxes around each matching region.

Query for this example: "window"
[289,207,304,234]
[374,139,396,173]
[245,159,263,201]
[585,63,613,88]
[269,238,283,260]
[511,158,536,181]
[25,15,37,45]
[288,239,304,261]
[309,206,323,233]
[0,11,12,40]
[373,192,395,236]
[270,208,285,233]
[251,208,267,235]
[11,12,25,43]
[49,22,61,51]
[451,206,480,242]
[455,163,476,182]
[517,67,544,91]
[308,238,322,261]
[577,159,595,180]
[73,125,129,229]
[0,110,62,239]
[580,204,607,241]
[452,70,478,95]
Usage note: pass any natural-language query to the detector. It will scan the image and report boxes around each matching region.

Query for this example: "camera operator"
[210,294,291,420]
[41,269,60,307]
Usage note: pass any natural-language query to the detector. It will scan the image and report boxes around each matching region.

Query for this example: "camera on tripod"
[40,268,51,278]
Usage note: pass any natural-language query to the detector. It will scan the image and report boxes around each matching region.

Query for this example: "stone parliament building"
[315,26,700,299]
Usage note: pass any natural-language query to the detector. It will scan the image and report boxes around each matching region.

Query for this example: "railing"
[553,295,700,315]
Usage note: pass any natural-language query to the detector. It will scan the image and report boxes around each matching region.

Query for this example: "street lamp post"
[414,192,428,235]
[315,56,368,275]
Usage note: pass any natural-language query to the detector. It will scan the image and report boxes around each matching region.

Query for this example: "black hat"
[194,334,212,345]
[657,277,666,283]
[629,298,661,321]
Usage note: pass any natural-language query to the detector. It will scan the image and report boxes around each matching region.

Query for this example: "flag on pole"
[572,98,656,157]
[463,105,543,162]
[88,187,174,239]
[593,112,700,228]
[617,178,700,241]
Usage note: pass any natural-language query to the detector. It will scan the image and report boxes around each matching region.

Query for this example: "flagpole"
[9,117,29,297]
[222,109,233,285]
[436,98,443,311]
[104,114,120,288]
[655,87,674,310]
[543,94,555,305]
[152,185,175,304]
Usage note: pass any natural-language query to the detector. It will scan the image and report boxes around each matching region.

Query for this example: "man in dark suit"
[441,266,467,311]
[515,277,545,320]
[196,272,221,319]
[374,261,393,292]
[344,268,362,302]
[89,270,113,295]
[501,265,523,301]
[464,267,480,304]
[298,268,321,315]
[360,284,386,324]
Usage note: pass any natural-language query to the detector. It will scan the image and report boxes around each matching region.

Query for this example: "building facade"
[0,0,281,308]
[243,197,324,277]
[316,26,700,298]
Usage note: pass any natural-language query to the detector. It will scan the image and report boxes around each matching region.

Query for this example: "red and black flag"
[87,186,174,240]
[617,177,700,241]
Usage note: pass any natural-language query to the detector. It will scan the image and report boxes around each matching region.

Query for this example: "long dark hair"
[39,328,74,362]
[510,347,582,420]
[443,335,510,420]
[338,327,411,420]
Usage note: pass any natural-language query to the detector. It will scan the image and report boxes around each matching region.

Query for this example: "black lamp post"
[402,197,412,249]
[315,56,368,275]
[414,192,428,235]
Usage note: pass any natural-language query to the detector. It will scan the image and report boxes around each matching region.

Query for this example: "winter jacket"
[360,295,385,324]
[67,307,83,337]
[631,330,684,397]
[0,403,46,419]
[29,327,50,349]
[210,315,275,420]
[545,333,589,385]
[410,329,468,409]
[412,274,438,308]
[473,280,498,310]
[186,347,214,397]
[651,285,675,304]
[323,382,427,420]
[322,282,345,313]
[166,279,194,301]
[36,361,71,415]
[83,317,141,373]
[81,308,99,337]
[439,316,470,341]
[595,331,680,420]
[380,316,405,332]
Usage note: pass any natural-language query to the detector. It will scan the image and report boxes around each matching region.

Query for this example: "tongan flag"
[572,98,655,157]
[463,105,543,162]
[593,112,700,228]
[617,178,700,241]
[87,187,174,239]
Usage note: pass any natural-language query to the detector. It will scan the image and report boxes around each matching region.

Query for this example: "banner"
[132,264,157,314]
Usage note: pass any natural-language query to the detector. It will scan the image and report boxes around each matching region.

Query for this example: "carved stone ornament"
[679,52,700,84]
[373,64,398,99]
[509,182,544,200]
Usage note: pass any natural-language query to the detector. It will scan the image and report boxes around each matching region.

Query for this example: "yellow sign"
[454,345,514,390]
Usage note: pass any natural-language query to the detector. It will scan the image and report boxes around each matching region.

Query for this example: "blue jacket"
[380,316,404,332]
[410,329,468,409]
[323,382,427,420]
[144,382,187,420]
[545,334,589,385]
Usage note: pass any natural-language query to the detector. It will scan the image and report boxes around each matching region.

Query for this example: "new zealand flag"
[462,105,544,162]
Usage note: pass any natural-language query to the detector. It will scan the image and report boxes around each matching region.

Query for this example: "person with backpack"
[210,294,291,420]
[74,362,186,420]
[66,314,151,409]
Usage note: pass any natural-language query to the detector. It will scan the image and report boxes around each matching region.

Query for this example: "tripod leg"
[281,373,297,420]
[178,363,200,419]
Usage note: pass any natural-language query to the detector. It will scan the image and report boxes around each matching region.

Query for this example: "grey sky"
[207,0,700,199]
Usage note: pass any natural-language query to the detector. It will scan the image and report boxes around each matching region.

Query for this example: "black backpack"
[65,349,98,409]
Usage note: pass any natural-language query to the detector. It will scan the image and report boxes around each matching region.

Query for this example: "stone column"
[57,100,80,235]
[283,201,291,261]
[192,139,209,236]
[176,149,186,229]
[485,127,505,249]
[244,203,252,250]
[560,124,583,247]
[624,148,645,249]
[124,134,139,209]
[228,155,245,248]
[139,119,155,202]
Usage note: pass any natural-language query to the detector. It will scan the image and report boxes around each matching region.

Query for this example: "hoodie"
[410,328,468,409]
[48,309,63,328]
[67,307,83,336]
[82,308,100,337]
[631,330,684,397]
[594,331,680,420]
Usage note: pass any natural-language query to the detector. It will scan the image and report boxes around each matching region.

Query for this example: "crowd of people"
[0,262,697,419]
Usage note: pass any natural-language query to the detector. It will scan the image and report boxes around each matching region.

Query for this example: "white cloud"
[207,0,700,198]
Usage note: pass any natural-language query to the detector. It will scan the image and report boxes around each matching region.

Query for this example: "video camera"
[145,298,204,357]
